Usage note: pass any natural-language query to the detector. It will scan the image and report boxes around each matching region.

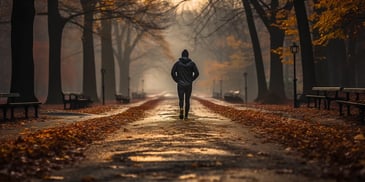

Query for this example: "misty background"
[0,1,264,102]
[0,0,303,103]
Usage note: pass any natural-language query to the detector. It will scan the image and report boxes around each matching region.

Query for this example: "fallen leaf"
[44,176,64,180]
[354,134,365,140]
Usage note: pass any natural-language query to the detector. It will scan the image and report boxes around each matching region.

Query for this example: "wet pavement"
[40,98,333,182]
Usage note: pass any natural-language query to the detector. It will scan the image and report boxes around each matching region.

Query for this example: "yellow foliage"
[313,0,365,45]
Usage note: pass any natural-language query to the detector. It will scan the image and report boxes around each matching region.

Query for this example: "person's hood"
[179,57,192,64]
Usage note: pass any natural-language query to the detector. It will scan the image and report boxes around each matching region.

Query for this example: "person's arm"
[192,63,199,81]
[171,63,178,83]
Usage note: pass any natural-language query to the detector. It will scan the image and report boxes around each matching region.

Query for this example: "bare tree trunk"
[101,16,116,101]
[10,0,38,102]
[268,27,286,100]
[119,55,130,96]
[45,0,66,104]
[81,0,99,102]
[293,0,315,92]
[250,0,291,103]
[241,0,268,101]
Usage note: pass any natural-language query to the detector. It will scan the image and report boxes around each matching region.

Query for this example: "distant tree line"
[3,0,365,104]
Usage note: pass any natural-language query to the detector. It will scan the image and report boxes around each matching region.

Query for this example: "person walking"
[171,49,199,119]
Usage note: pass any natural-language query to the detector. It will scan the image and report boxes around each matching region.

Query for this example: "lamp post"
[141,79,144,93]
[243,72,248,104]
[212,80,216,97]
[290,42,299,108]
[219,79,223,99]
[101,68,106,105]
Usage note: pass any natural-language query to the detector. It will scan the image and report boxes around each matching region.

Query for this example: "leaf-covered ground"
[196,98,365,180]
[2,97,365,181]
[0,98,161,181]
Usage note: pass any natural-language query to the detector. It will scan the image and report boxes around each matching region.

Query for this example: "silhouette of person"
[171,49,199,119]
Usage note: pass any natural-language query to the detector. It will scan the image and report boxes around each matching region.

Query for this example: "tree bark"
[268,27,286,100]
[241,0,268,101]
[250,0,290,103]
[45,0,66,104]
[81,0,99,102]
[101,16,116,101]
[10,0,38,102]
[293,0,316,92]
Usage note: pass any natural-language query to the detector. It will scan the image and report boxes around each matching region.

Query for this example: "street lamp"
[243,72,248,104]
[141,79,144,93]
[101,68,106,105]
[290,42,299,108]
[219,79,223,99]
[212,80,216,97]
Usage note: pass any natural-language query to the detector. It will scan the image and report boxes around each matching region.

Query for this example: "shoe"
[179,109,184,119]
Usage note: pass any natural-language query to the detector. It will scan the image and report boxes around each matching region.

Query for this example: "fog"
[0,1,259,103]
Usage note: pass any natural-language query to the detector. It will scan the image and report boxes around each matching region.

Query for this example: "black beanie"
[182,49,189,58]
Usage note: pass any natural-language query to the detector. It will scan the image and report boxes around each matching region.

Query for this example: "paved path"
[41,98,333,182]
[0,99,151,141]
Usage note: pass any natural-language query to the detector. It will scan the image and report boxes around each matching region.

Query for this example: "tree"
[81,0,99,102]
[313,0,365,87]
[250,0,293,103]
[46,0,68,104]
[114,21,145,97]
[241,0,268,101]
[10,0,38,102]
[293,0,315,92]
[113,3,173,97]
[100,10,116,101]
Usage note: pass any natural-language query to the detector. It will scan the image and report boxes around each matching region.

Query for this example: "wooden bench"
[336,88,365,123]
[8,102,42,119]
[1,93,41,120]
[132,92,146,99]
[62,92,92,109]
[1,92,19,120]
[305,87,342,110]
[115,94,130,104]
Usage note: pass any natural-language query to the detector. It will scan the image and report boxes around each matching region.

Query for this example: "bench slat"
[312,87,342,91]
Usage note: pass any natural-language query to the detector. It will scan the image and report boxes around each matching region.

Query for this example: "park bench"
[305,86,342,110]
[336,88,365,123]
[132,92,146,99]
[1,93,41,120]
[115,94,130,104]
[8,102,41,119]
[62,92,92,109]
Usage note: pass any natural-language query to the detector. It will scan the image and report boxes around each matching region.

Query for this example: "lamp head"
[290,42,299,54]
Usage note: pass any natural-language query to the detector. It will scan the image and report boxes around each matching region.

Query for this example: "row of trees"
[4,0,365,104]
[6,0,175,103]
[189,0,365,103]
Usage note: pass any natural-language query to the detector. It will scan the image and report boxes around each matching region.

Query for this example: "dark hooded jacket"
[171,54,199,87]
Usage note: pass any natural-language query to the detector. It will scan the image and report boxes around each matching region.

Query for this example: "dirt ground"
[35,99,334,182]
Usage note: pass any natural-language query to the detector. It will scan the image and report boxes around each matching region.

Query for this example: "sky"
[172,0,205,11]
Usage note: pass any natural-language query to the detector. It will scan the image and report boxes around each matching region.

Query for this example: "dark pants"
[177,84,192,116]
